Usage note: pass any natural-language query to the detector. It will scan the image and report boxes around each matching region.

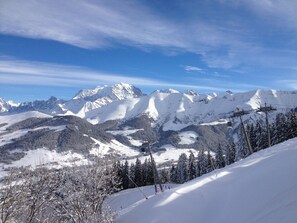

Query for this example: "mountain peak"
[73,83,144,101]
[0,98,18,112]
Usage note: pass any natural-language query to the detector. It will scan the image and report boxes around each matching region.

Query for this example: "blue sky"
[1,0,297,102]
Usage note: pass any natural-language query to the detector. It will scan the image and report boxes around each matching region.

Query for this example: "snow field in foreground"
[117,138,297,223]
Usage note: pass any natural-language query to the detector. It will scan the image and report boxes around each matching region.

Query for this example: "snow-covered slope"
[0,111,52,130]
[117,138,297,223]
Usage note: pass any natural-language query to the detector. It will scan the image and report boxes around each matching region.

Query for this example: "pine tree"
[141,158,148,186]
[288,111,297,139]
[255,121,268,151]
[206,149,214,173]
[134,158,143,186]
[145,158,154,185]
[170,165,177,183]
[236,131,248,160]
[274,113,288,143]
[226,143,236,165]
[112,160,123,189]
[188,151,196,180]
[176,153,188,183]
[197,149,208,176]
[160,168,169,184]
[122,160,130,189]
[129,163,135,188]
[215,144,225,169]
[248,123,257,150]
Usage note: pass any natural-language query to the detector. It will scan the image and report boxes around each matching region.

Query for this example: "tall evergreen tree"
[146,158,155,185]
[288,111,297,139]
[122,160,130,190]
[206,149,214,173]
[134,158,143,186]
[176,153,188,183]
[129,163,135,188]
[170,165,177,183]
[215,144,225,169]
[197,149,208,176]
[226,143,236,165]
[236,132,248,160]
[160,168,169,184]
[248,123,257,150]
[188,151,196,180]
[112,160,123,189]
[256,121,269,151]
[141,158,148,186]
[274,113,288,143]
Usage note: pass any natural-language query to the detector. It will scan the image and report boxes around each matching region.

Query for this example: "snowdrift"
[117,138,297,223]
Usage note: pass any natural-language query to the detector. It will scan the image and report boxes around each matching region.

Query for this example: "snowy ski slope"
[117,138,297,223]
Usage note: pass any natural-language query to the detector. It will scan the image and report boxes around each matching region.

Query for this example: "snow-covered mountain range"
[1,83,297,167]
[3,83,297,130]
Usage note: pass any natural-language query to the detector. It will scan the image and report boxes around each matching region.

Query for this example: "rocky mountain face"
[0,113,115,164]
[9,96,65,114]
[0,98,17,112]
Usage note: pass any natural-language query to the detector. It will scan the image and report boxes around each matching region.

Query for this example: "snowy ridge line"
[2,87,297,131]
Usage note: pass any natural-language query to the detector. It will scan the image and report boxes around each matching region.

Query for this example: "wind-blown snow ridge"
[117,138,297,223]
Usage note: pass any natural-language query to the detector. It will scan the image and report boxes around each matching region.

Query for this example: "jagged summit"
[73,82,143,101]
[0,98,18,112]
[0,98,10,112]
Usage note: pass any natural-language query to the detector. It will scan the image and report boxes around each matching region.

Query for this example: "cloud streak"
[184,66,203,72]
[0,58,262,93]
[1,0,296,71]
[0,58,227,92]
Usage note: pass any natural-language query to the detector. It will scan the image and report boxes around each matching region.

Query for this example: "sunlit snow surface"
[117,138,297,223]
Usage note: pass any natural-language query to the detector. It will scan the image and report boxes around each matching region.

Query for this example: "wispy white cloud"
[1,0,296,73]
[0,58,261,93]
[184,65,203,72]
[0,58,227,92]
[0,0,187,49]
[223,0,297,30]
[276,80,297,90]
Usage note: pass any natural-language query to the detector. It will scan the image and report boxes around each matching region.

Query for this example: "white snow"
[178,131,198,145]
[117,138,297,223]
[107,129,144,147]
[127,145,199,165]
[200,119,228,126]
[7,148,88,168]
[107,184,178,215]
[81,89,297,131]
[0,111,52,131]
[90,138,139,157]
[0,126,66,147]
[0,147,90,178]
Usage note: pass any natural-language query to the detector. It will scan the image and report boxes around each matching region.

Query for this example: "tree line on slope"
[114,109,297,188]
[237,109,297,158]
[113,143,236,188]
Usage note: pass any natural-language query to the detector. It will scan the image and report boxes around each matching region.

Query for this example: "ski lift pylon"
[227,120,232,128]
